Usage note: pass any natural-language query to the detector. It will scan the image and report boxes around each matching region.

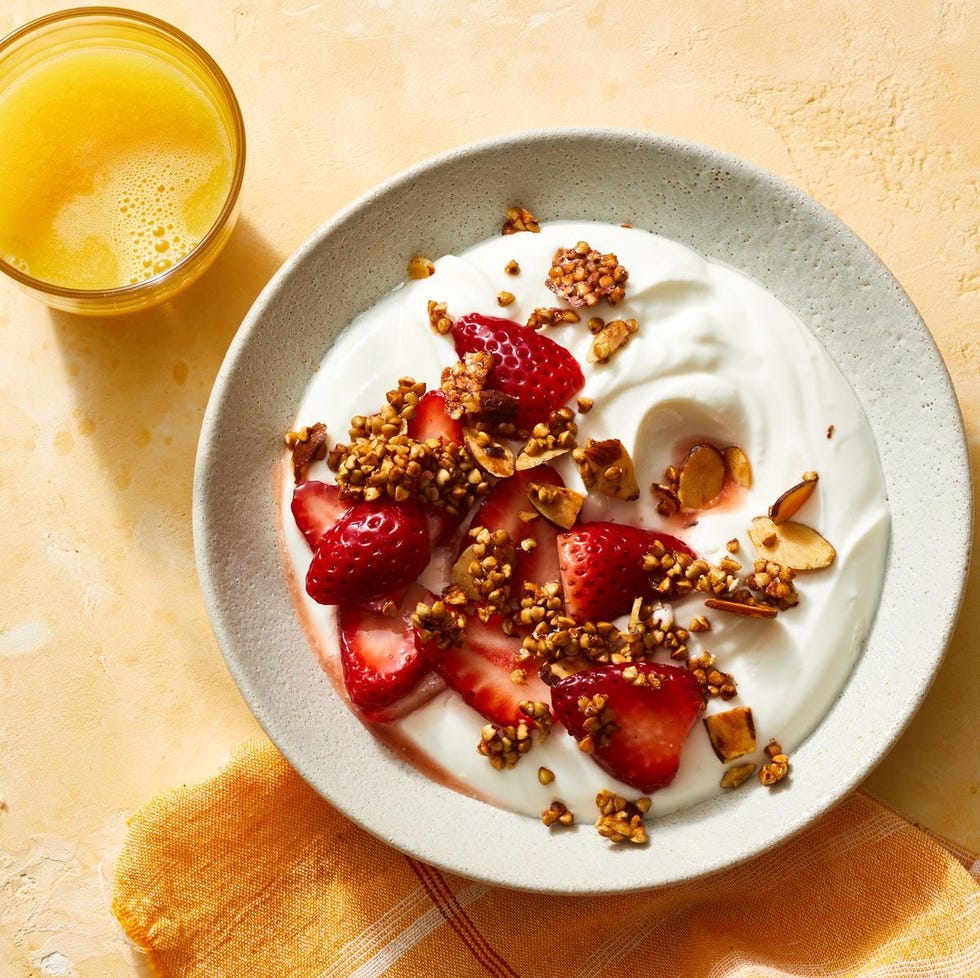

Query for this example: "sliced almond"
[704,597,778,620]
[748,516,836,570]
[703,707,757,762]
[677,443,726,510]
[650,482,681,517]
[573,438,640,500]
[527,483,584,529]
[769,474,818,525]
[723,445,753,489]
[463,426,515,479]
[721,762,758,789]
[450,543,485,600]
[516,447,567,470]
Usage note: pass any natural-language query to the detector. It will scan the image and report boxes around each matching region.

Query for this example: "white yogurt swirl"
[282,220,890,819]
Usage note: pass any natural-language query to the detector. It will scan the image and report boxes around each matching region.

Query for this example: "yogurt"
[281,220,890,820]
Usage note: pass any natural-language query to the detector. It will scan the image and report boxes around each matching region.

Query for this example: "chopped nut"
[703,706,757,762]
[575,693,619,753]
[723,446,753,489]
[408,255,434,279]
[769,473,819,525]
[726,538,741,554]
[759,741,790,786]
[572,438,640,500]
[703,597,778,620]
[526,482,585,529]
[441,352,493,420]
[520,699,553,739]
[285,421,328,483]
[721,762,757,789]
[538,766,555,785]
[427,299,453,335]
[478,721,534,769]
[516,407,578,470]
[412,599,466,650]
[526,307,581,330]
[463,426,516,479]
[505,259,521,275]
[496,290,515,307]
[546,241,628,308]
[748,516,836,570]
[502,206,540,234]
[594,789,650,845]
[677,443,727,511]
[576,396,594,414]
[588,318,639,364]
[686,649,738,700]
[541,800,574,827]
[650,482,681,517]
[745,559,799,610]
[450,526,515,610]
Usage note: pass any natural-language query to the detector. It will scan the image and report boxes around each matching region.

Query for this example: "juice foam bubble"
[52,151,222,286]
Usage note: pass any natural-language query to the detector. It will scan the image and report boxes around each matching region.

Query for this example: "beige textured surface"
[0,1,976,974]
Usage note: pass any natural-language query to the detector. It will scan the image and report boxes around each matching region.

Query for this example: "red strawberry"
[551,662,704,792]
[306,500,431,606]
[557,522,694,623]
[451,313,584,430]
[422,610,553,727]
[338,583,443,721]
[406,389,463,445]
[291,480,351,549]
[467,465,564,595]
[404,390,468,546]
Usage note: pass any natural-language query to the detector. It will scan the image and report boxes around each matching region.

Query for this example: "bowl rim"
[194,126,973,893]
[0,5,246,302]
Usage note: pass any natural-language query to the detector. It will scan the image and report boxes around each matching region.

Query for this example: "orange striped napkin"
[112,740,978,977]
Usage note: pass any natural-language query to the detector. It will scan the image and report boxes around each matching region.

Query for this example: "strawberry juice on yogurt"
[280,218,890,825]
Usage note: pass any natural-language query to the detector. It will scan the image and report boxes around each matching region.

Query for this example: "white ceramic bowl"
[194,128,972,893]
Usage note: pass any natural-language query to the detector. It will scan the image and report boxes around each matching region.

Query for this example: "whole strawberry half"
[306,499,431,606]
[291,480,352,550]
[451,313,585,430]
[338,583,444,721]
[551,661,704,793]
[557,521,694,623]
[422,609,554,728]
[467,465,565,595]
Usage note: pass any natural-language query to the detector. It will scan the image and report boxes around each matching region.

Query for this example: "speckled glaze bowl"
[194,128,972,893]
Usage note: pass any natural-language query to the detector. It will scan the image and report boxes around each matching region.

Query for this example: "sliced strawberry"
[306,499,431,606]
[338,583,443,721]
[403,390,468,546]
[422,610,553,727]
[406,389,462,444]
[451,313,585,431]
[551,662,704,792]
[468,465,564,593]
[557,521,694,623]
[291,480,351,549]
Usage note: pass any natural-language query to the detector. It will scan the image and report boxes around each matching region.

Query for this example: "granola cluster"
[594,790,651,845]
[326,378,489,517]
[517,407,578,470]
[546,241,628,308]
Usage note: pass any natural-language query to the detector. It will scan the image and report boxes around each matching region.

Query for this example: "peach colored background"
[1,2,976,974]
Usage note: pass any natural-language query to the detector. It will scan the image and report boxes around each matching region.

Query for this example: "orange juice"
[0,10,244,313]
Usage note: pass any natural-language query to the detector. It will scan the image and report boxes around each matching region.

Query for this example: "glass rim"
[0,6,246,301]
